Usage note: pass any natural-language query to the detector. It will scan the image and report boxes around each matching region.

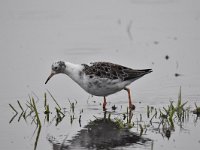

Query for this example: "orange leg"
[103,96,107,111]
[124,87,135,110]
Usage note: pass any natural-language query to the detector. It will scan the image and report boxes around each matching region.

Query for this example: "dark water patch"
[165,55,169,60]
[174,73,183,77]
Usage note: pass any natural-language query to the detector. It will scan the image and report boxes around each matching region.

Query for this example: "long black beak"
[45,72,55,84]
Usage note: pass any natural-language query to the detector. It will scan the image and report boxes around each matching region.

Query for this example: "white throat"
[64,62,84,85]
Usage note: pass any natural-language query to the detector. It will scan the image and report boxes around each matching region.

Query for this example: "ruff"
[45,61,152,110]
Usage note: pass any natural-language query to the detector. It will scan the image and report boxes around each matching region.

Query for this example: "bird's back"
[82,62,152,81]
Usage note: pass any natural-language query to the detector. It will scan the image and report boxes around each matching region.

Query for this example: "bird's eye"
[54,67,58,70]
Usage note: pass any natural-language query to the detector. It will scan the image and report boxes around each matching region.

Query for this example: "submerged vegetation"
[193,103,200,116]
[9,87,200,150]
[9,90,75,150]
[145,87,190,139]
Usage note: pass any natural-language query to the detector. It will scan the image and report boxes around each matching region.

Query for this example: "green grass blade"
[9,113,18,124]
[34,126,41,150]
[47,90,61,110]
[17,100,24,112]
[177,87,182,107]
[9,104,18,114]
[32,98,41,127]
[44,92,47,107]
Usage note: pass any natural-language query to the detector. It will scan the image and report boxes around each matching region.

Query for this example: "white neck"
[64,62,84,84]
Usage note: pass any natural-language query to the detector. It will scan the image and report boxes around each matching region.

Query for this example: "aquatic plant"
[146,87,190,139]
[9,91,69,150]
[193,103,200,116]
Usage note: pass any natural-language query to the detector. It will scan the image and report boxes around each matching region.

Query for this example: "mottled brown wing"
[123,69,152,81]
[82,62,152,81]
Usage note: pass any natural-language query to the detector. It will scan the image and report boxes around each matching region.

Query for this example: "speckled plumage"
[82,62,152,81]
[45,61,152,110]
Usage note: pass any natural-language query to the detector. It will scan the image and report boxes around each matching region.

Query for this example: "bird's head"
[45,61,66,84]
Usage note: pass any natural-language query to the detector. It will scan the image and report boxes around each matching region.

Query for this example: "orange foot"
[129,104,135,110]
[124,87,136,110]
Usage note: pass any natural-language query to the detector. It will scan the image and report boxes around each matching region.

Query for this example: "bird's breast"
[80,77,125,96]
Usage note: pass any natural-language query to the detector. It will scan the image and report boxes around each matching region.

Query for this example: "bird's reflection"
[49,110,152,150]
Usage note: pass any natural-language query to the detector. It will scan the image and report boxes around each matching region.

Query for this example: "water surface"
[1,0,200,149]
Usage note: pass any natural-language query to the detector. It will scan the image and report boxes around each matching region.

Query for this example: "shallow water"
[1,0,200,149]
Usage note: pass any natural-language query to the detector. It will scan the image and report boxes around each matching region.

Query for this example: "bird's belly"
[82,78,128,96]
[87,86,121,96]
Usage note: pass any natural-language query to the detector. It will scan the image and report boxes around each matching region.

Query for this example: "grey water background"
[0,0,200,149]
